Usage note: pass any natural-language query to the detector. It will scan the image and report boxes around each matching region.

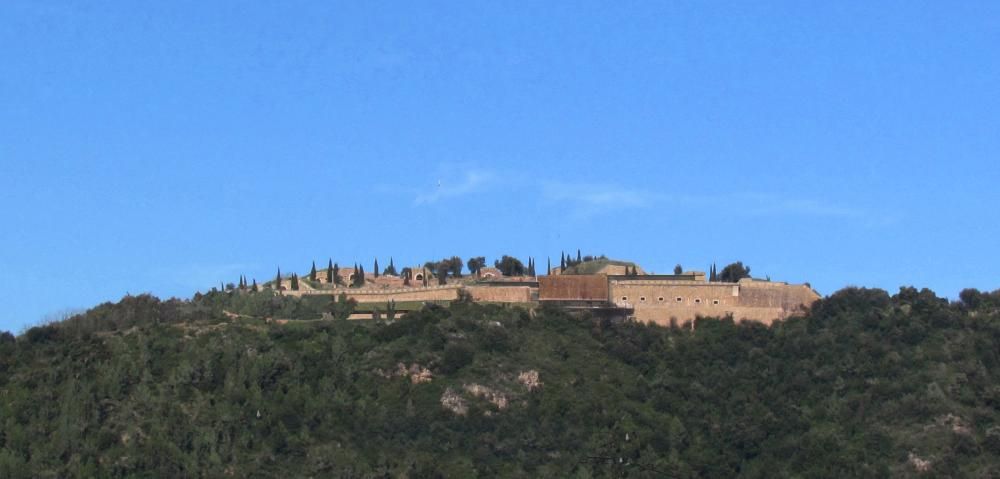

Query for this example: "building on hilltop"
[539,273,818,326]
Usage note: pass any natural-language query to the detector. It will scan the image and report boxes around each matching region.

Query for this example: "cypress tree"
[374,258,379,278]
[291,273,299,291]
[310,261,317,282]
[577,249,582,263]
[251,278,258,292]
[560,252,566,271]
[327,259,334,283]
[385,257,397,276]
[276,268,282,290]
[333,263,341,285]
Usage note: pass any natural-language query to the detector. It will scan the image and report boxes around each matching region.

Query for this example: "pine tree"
[276,268,282,290]
[374,258,379,278]
[290,273,299,291]
[327,259,334,283]
[310,261,317,282]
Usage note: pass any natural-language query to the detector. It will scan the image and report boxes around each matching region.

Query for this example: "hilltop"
[2,286,1000,476]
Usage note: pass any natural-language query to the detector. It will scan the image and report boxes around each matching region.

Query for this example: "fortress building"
[280,260,819,326]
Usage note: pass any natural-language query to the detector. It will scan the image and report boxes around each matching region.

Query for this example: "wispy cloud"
[734,194,865,219]
[539,180,872,222]
[540,181,664,219]
[414,170,495,205]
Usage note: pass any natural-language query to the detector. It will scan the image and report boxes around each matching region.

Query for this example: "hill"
[1,287,999,477]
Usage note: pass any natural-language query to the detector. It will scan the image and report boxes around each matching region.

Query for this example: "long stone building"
[539,273,819,326]
[280,262,819,325]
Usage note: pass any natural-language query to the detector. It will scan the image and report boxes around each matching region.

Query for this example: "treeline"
[2,287,1000,476]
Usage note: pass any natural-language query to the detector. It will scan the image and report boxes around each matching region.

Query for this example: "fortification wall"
[539,275,609,301]
[467,286,533,303]
[609,279,819,326]
[284,285,461,303]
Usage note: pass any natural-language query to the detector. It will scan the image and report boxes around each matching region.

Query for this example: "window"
[695,298,702,304]
[658,296,664,302]
[621,296,628,302]
[640,296,646,302]
[712,299,720,305]
[675,297,683,302]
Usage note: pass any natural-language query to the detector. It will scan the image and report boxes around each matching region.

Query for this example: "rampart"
[466,285,533,303]
[283,285,461,303]
[608,277,819,326]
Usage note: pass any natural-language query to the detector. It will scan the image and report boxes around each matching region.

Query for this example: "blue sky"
[2,1,998,331]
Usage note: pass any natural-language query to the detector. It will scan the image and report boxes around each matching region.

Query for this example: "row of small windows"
[621,296,721,306]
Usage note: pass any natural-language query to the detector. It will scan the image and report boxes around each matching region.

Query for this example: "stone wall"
[609,278,819,326]
[466,286,533,303]
[284,285,461,303]
[538,275,609,301]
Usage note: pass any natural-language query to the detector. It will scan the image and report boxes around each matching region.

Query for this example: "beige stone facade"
[608,278,819,326]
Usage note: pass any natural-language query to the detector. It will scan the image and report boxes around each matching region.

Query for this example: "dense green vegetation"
[2,287,1000,477]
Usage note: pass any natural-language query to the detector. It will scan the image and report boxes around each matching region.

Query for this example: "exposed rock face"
[463,383,509,410]
[440,388,468,416]
[517,370,542,391]
[908,452,932,473]
[377,363,433,384]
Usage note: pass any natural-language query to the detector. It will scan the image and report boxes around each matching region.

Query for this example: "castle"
[278,259,820,326]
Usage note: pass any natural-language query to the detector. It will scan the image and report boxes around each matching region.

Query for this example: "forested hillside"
[1,287,999,477]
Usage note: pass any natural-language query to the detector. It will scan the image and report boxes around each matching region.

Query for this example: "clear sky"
[2,1,998,332]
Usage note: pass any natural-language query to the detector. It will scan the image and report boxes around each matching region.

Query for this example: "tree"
[527,258,536,277]
[467,257,486,277]
[290,273,300,291]
[401,267,412,286]
[333,263,341,285]
[386,300,396,321]
[709,263,718,282]
[354,265,366,287]
[495,255,525,276]
[373,258,379,278]
[275,268,282,290]
[719,261,751,283]
[327,259,334,283]
[560,252,566,271]
[436,262,449,285]
[547,257,552,275]
[384,257,398,276]
[327,292,356,320]
[447,256,463,278]
[251,278,258,292]
[422,269,428,287]
[577,249,582,264]
[309,262,317,282]
[674,264,683,275]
